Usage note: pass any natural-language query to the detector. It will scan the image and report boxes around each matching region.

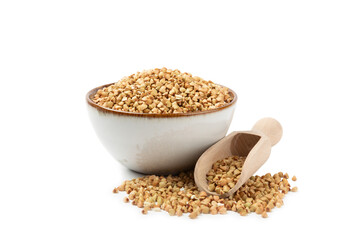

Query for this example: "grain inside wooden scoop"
[206,155,245,194]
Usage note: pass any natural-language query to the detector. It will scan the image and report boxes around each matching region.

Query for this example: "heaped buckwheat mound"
[92,68,233,114]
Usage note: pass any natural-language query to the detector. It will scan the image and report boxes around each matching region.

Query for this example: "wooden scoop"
[194,117,283,198]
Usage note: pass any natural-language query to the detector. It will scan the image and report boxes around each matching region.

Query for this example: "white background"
[1,0,359,239]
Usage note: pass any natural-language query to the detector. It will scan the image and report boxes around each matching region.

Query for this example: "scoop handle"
[252,117,283,146]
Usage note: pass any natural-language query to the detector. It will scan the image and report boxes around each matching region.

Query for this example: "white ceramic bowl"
[86,83,237,174]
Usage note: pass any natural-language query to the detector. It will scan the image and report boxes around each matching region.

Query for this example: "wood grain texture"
[194,118,282,198]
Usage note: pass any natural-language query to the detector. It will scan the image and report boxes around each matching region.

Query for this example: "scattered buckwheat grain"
[113,169,296,219]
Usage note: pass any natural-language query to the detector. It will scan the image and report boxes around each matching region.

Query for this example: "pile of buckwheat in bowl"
[92,67,233,114]
[113,155,297,219]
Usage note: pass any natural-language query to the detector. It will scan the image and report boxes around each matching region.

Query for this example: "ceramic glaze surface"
[87,104,236,174]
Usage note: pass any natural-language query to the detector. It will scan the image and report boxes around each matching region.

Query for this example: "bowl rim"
[86,83,237,118]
